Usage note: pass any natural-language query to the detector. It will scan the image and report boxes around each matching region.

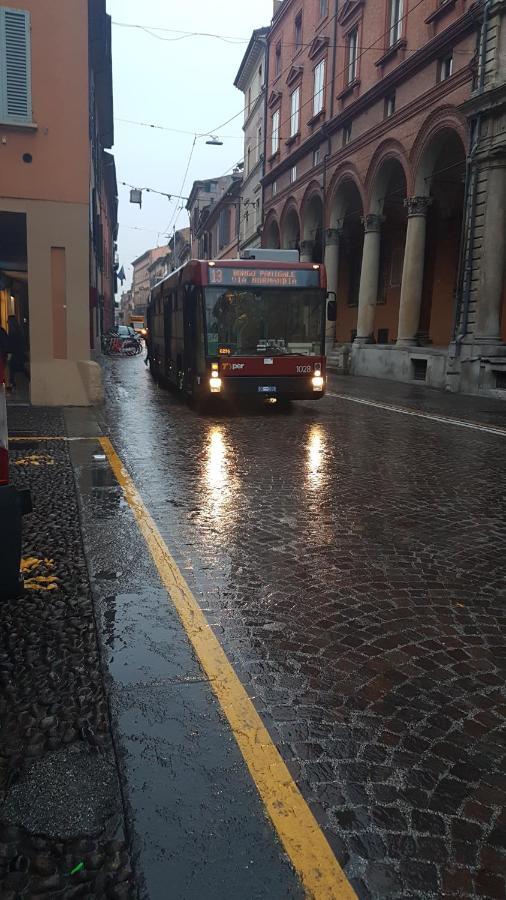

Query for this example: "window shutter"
[0,8,32,122]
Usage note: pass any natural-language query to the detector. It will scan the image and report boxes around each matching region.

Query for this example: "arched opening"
[302,193,324,263]
[281,206,300,252]
[415,129,466,346]
[263,217,281,249]
[330,180,364,343]
[369,158,408,344]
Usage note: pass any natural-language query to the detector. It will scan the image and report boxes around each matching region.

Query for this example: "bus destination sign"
[208,266,319,288]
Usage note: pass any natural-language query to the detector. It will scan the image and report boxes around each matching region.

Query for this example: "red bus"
[147,252,333,404]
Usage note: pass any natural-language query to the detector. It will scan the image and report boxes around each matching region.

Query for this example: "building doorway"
[0,212,30,400]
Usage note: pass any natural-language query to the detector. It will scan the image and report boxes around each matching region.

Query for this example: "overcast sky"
[107,0,274,290]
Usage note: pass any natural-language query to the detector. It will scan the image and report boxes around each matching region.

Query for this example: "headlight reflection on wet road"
[202,426,239,531]
[306,424,328,489]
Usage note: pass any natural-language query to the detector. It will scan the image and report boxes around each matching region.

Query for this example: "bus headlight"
[210,376,222,393]
[312,375,324,390]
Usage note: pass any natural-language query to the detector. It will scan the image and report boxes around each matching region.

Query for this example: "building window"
[342,124,352,146]
[0,7,32,123]
[271,109,280,155]
[313,59,325,115]
[290,165,297,184]
[275,41,282,76]
[272,180,278,197]
[259,64,263,82]
[313,147,321,166]
[247,146,252,174]
[320,0,328,18]
[257,125,263,161]
[389,0,404,47]
[438,54,453,81]
[295,12,303,50]
[347,29,358,84]
[290,86,300,136]
[219,209,230,248]
[384,93,396,118]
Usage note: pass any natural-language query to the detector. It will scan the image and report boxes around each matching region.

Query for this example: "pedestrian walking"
[7,316,30,391]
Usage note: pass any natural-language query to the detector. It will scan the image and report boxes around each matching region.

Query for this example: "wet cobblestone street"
[0,406,135,898]
[96,359,506,899]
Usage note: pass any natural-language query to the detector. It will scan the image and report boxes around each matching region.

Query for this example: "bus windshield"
[205,287,325,357]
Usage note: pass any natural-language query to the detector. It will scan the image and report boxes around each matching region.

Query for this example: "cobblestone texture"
[1,407,135,898]
[100,359,506,899]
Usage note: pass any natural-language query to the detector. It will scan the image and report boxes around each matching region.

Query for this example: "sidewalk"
[1,406,135,898]
[327,373,506,428]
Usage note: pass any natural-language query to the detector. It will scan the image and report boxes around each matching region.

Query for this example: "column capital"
[361,214,384,234]
[404,196,432,217]
[325,227,343,246]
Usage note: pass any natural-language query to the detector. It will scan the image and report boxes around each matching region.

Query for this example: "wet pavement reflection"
[96,357,506,899]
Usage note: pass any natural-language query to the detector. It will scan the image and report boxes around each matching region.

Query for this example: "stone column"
[300,240,315,263]
[396,197,432,348]
[324,227,342,352]
[475,158,506,343]
[354,214,383,345]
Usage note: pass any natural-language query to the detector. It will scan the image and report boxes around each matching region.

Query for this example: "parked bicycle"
[102,326,143,358]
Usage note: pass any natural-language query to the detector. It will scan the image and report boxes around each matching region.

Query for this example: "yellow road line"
[10,436,100,442]
[99,436,356,900]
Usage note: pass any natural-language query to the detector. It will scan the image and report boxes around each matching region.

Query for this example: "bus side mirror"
[327,293,337,322]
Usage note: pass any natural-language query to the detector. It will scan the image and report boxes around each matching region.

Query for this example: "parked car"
[0,358,32,599]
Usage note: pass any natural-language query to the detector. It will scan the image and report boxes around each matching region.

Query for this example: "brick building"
[262,0,506,396]
[187,173,243,260]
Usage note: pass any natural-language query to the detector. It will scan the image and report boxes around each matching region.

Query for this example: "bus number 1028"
[296,365,312,374]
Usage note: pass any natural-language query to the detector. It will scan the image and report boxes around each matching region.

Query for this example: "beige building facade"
[234,28,269,252]
[0,0,116,405]
[130,246,167,318]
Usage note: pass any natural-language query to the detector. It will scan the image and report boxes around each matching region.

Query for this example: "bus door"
[183,285,198,391]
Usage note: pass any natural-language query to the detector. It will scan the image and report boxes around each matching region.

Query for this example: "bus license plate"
[258,386,277,393]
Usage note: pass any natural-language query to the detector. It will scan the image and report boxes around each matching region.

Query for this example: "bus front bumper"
[215,376,325,400]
